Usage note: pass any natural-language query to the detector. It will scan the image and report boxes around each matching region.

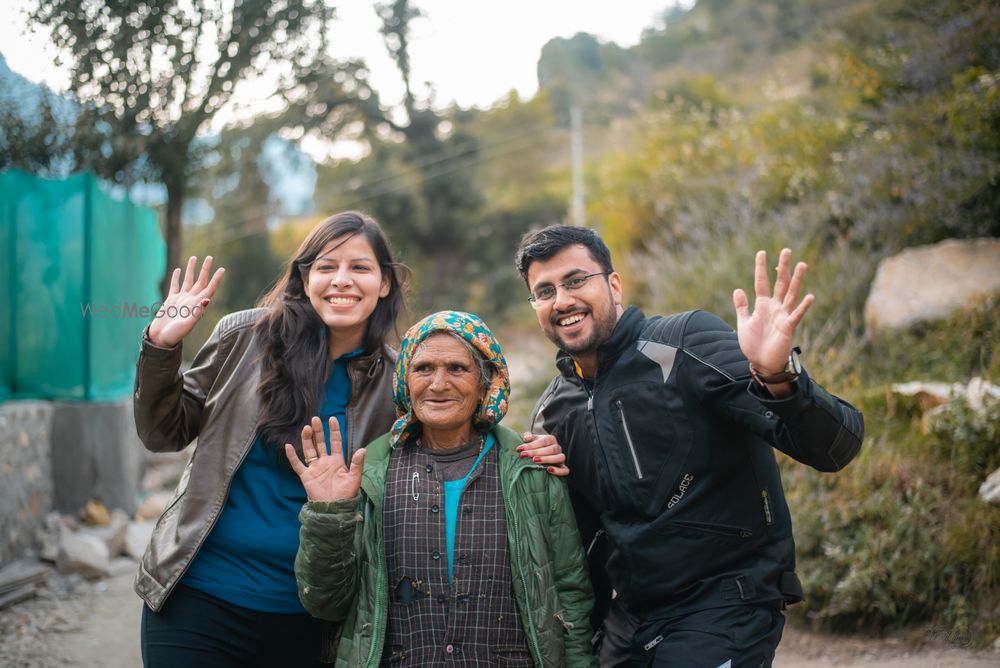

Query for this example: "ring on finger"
[305,456,318,464]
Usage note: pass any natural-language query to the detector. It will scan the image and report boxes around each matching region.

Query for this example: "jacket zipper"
[502,458,544,666]
[615,400,644,479]
[670,519,753,539]
[364,478,388,668]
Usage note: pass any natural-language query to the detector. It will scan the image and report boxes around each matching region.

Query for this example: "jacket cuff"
[301,495,362,522]
[747,367,814,420]
[140,325,183,362]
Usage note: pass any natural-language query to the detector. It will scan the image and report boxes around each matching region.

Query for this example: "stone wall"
[1,398,146,568]
[0,401,54,566]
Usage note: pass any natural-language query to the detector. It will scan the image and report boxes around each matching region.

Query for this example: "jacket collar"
[361,425,534,508]
[345,343,396,378]
[555,305,646,380]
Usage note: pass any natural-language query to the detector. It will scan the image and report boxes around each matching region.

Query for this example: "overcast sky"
[2,1,683,111]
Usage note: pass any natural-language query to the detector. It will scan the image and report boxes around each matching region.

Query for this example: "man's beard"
[547,299,617,357]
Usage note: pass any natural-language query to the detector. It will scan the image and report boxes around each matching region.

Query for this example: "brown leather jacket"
[133,308,398,612]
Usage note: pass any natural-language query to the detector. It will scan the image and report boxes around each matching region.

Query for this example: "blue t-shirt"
[182,348,362,612]
[442,433,496,581]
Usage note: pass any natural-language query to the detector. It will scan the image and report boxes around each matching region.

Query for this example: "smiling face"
[407,333,484,445]
[525,244,623,374]
[303,234,390,354]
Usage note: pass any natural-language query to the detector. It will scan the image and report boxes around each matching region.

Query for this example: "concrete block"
[50,399,144,516]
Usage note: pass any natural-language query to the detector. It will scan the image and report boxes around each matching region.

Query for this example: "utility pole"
[570,105,585,227]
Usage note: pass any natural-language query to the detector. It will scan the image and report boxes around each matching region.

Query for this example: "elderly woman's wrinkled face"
[407,333,484,434]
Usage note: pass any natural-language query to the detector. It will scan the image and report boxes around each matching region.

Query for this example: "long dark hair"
[254,211,406,451]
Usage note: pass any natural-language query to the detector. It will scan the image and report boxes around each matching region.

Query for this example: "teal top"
[182,348,362,612]
[442,433,495,581]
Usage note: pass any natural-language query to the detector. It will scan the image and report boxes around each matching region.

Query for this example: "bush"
[784,301,1000,646]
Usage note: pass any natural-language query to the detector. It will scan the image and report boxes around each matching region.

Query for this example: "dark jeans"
[598,600,785,668]
[140,584,326,668]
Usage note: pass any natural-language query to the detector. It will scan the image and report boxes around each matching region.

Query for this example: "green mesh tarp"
[0,170,166,400]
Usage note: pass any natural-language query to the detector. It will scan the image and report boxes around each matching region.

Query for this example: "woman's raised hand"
[147,256,225,348]
[284,417,366,502]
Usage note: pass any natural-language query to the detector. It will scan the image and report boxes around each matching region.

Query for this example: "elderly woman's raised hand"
[284,416,365,502]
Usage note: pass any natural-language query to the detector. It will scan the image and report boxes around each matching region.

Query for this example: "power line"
[195,123,567,247]
[318,121,563,201]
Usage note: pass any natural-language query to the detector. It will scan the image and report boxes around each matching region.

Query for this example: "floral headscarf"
[391,311,510,447]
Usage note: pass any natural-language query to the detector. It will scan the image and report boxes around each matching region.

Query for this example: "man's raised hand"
[732,248,813,380]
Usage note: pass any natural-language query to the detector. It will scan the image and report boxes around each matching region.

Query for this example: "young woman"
[133,212,406,666]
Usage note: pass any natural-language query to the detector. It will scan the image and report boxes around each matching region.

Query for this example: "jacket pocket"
[615,400,644,479]
[494,646,534,666]
[669,519,753,539]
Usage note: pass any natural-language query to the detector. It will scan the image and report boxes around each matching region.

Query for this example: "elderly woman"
[285,311,596,667]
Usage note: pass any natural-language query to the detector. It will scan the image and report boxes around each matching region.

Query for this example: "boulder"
[83,509,130,557]
[56,529,111,579]
[980,468,1000,505]
[864,238,1000,333]
[125,521,156,561]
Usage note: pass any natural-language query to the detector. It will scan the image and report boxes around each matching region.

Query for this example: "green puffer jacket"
[295,425,597,667]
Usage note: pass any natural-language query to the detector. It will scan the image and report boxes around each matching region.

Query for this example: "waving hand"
[732,248,813,387]
[284,417,365,502]
[147,256,225,348]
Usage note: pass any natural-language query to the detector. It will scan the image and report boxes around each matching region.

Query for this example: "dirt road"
[1,568,996,667]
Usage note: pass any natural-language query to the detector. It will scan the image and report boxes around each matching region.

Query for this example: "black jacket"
[530,306,864,618]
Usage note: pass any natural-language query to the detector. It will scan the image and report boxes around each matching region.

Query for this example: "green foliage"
[851,296,1000,389]
[0,93,72,174]
[928,398,1000,477]
[784,299,1000,645]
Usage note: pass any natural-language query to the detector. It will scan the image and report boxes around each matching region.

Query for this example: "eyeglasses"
[527,272,610,308]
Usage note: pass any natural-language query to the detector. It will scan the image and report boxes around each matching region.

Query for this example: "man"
[515,225,863,667]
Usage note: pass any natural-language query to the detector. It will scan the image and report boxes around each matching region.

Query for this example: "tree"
[363,1,486,314]
[0,92,72,174]
[27,0,378,294]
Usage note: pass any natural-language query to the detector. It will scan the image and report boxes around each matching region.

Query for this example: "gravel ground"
[2,567,997,668]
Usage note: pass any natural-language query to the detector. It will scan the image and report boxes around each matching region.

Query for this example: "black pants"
[598,600,785,668]
[141,584,326,668]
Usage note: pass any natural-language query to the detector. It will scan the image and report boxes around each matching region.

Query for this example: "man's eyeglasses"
[527,272,610,308]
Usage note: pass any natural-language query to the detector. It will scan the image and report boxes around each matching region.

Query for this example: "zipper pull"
[761,489,774,526]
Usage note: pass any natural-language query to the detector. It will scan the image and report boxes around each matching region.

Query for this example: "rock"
[890,381,961,412]
[125,522,155,561]
[82,509,129,557]
[964,377,1000,412]
[56,529,111,579]
[864,238,1000,333]
[980,468,1000,505]
[892,377,1000,432]
[80,499,111,526]
[38,512,73,563]
[108,556,136,577]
